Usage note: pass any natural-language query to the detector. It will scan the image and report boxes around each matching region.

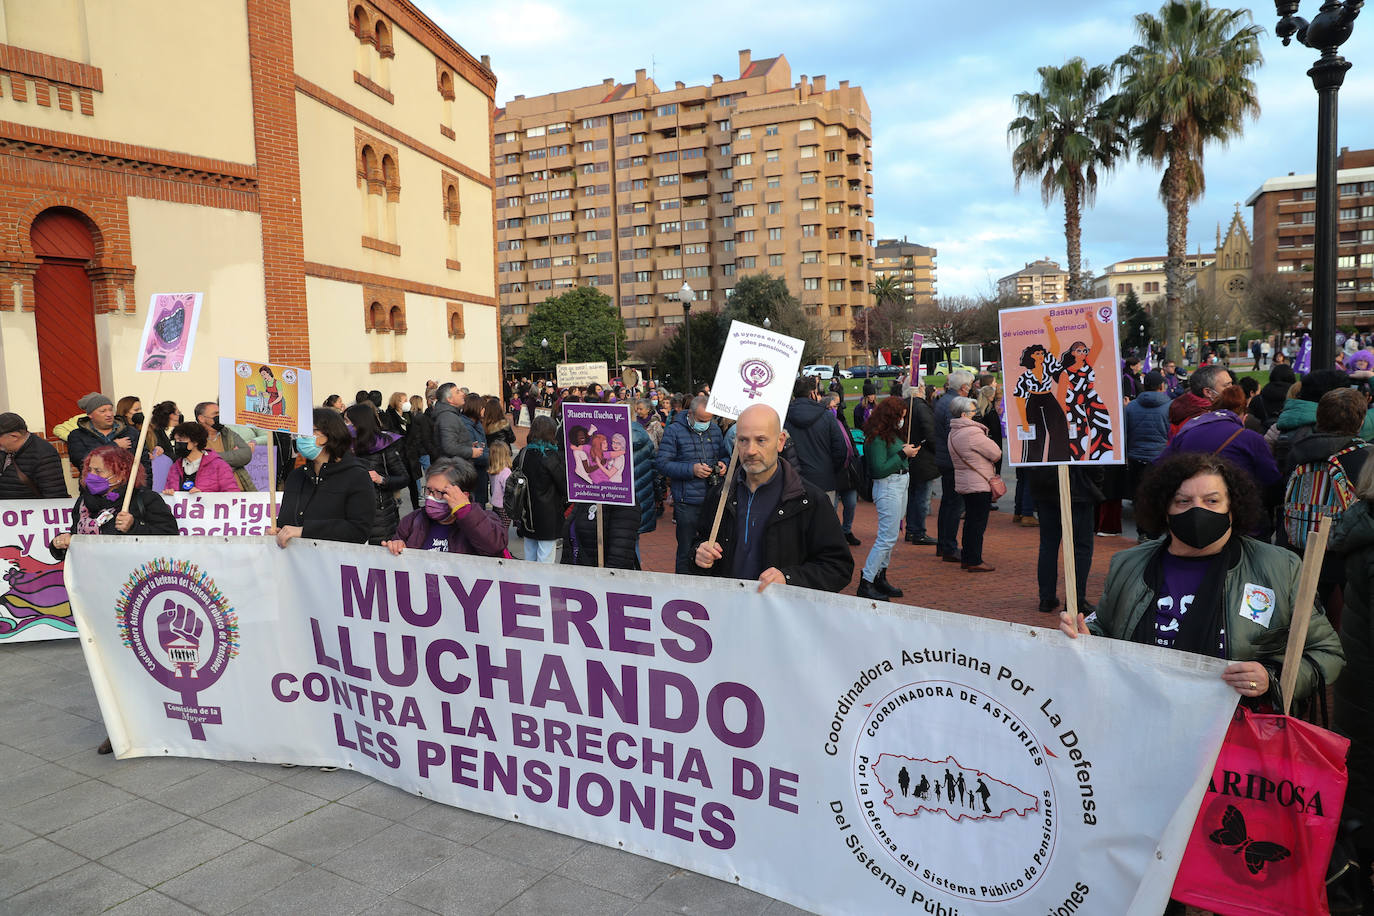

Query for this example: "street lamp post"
[679,281,694,393]
[1274,0,1363,371]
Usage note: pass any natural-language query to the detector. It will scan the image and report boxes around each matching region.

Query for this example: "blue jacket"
[1123,390,1170,462]
[655,411,726,507]
[631,421,657,534]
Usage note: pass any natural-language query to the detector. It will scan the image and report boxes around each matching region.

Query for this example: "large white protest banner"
[0,494,273,644]
[707,321,805,421]
[556,361,609,389]
[67,537,1235,915]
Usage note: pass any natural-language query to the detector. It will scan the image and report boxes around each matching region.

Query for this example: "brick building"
[0,0,499,440]
[873,237,936,304]
[493,51,875,366]
[1247,146,1374,327]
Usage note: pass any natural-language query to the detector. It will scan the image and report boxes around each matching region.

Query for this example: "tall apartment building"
[1247,146,1374,326]
[873,238,937,303]
[997,258,1069,303]
[493,51,874,365]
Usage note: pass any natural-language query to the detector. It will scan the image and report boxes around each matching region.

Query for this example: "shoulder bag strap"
[1211,427,1245,455]
[5,454,41,497]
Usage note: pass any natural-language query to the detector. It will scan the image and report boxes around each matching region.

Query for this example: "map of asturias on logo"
[874,752,1039,822]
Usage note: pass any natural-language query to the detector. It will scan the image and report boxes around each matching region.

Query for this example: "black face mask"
[173,443,191,460]
[130,412,145,428]
[1167,506,1232,549]
[211,419,224,432]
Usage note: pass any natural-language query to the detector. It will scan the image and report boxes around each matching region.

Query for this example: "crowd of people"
[2,351,1373,901]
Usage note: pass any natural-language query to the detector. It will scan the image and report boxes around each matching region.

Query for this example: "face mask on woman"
[296,435,322,461]
[1167,506,1231,549]
[424,497,452,521]
[84,473,115,498]
[402,402,412,413]
[130,412,145,428]
[173,442,191,461]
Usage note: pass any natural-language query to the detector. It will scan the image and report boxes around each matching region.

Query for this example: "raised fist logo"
[157,598,203,679]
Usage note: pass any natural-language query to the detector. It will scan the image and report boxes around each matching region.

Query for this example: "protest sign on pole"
[134,292,204,373]
[562,402,635,508]
[556,361,609,389]
[218,358,312,436]
[705,321,805,542]
[999,298,1125,620]
[67,537,1237,915]
[0,494,276,644]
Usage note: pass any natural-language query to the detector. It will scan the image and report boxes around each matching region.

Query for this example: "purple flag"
[1143,342,1154,374]
[1295,334,1312,374]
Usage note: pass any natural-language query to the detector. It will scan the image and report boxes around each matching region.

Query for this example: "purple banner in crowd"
[562,402,635,506]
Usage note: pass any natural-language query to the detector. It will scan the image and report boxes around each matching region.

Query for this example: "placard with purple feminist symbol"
[707,320,805,421]
[562,402,635,506]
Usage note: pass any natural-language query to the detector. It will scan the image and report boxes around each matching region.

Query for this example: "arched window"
[381,154,400,243]
[389,304,405,332]
[449,311,463,337]
[369,301,387,330]
[359,145,382,238]
[444,181,461,261]
[374,20,394,58]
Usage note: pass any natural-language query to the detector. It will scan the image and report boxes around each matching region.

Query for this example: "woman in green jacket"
[858,397,919,601]
[1060,452,1343,710]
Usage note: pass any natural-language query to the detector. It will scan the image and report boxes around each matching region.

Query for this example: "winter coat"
[638,415,664,450]
[462,416,490,505]
[1123,390,1170,462]
[163,448,242,493]
[1161,411,1281,489]
[1273,398,1374,472]
[932,389,962,470]
[1092,537,1344,708]
[515,442,567,540]
[0,433,68,499]
[655,411,727,507]
[1330,501,1374,828]
[431,400,476,461]
[949,416,1002,494]
[382,407,407,435]
[353,432,408,542]
[207,425,253,470]
[1166,392,1213,440]
[783,397,848,492]
[393,503,508,556]
[902,397,940,481]
[51,488,179,560]
[485,420,516,450]
[67,416,152,481]
[1121,370,1142,401]
[1248,379,1293,433]
[277,453,377,544]
[631,421,657,534]
[1281,430,1371,484]
[690,459,854,592]
[562,503,640,570]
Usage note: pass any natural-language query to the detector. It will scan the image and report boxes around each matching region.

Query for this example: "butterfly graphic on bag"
[1208,804,1292,875]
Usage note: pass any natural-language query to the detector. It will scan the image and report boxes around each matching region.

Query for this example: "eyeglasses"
[424,487,448,498]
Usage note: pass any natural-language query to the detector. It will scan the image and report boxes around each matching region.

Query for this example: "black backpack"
[504,448,534,529]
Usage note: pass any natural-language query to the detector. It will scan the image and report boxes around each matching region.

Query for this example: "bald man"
[692,404,853,593]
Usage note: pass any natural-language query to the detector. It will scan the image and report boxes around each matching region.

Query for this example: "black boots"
[875,569,903,598]
[857,578,888,601]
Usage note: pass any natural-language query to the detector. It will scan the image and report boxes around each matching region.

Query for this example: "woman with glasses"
[381,457,508,557]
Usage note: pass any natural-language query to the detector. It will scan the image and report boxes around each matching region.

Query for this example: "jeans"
[961,491,991,567]
[1013,468,1035,516]
[863,473,909,582]
[526,538,557,563]
[936,467,964,558]
[1033,497,1094,605]
[673,501,704,574]
[838,488,857,533]
[905,476,932,538]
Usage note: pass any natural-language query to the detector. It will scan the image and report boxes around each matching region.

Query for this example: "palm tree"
[1114,0,1262,362]
[862,274,907,359]
[1008,57,1125,302]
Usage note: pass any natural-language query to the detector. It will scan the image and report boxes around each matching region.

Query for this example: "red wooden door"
[31,208,100,440]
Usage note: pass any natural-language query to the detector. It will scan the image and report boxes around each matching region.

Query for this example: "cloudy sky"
[420,0,1374,297]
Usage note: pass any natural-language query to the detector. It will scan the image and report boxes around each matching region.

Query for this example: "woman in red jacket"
[163,421,242,494]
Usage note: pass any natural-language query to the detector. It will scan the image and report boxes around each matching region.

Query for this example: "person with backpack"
[1270,369,1374,470]
[1159,387,1281,529]
[1279,388,1372,613]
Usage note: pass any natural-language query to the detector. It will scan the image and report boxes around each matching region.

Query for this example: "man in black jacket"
[902,387,939,546]
[0,413,69,499]
[692,405,853,593]
[431,383,482,464]
[783,376,848,506]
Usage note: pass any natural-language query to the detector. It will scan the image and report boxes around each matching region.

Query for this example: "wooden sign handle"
[705,447,740,546]
[1280,514,1330,715]
[121,374,162,515]
[1057,464,1078,621]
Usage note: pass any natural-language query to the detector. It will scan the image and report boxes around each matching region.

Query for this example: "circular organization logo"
[852,679,1057,903]
[1246,590,1273,615]
[282,368,297,384]
[235,362,252,378]
[739,358,773,398]
[1096,305,1114,324]
[116,558,239,693]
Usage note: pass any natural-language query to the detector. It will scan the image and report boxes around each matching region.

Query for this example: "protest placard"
[562,402,635,507]
[218,358,312,436]
[556,361,609,389]
[67,537,1237,915]
[999,298,1125,467]
[909,332,925,388]
[134,292,203,373]
[707,321,805,422]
